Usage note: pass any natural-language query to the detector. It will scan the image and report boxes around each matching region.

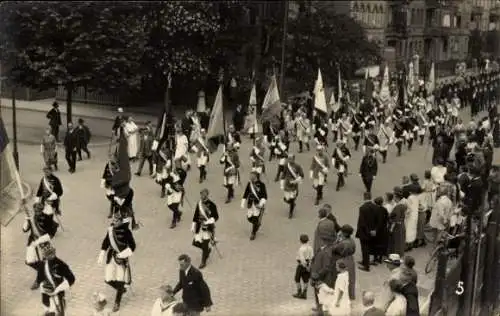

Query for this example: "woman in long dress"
[317,261,351,316]
[388,188,407,257]
[41,127,58,170]
[124,116,139,159]
[333,225,356,301]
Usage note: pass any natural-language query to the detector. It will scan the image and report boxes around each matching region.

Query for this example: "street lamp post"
[11,87,19,170]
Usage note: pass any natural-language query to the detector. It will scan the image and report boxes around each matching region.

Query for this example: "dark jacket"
[401,282,420,316]
[75,124,91,145]
[36,175,63,200]
[138,128,154,157]
[46,108,62,127]
[64,130,78,151]
[35,257,76,289]
[313,218,336,254]
[359,154,378,177]
[356,201,379,241]
[173,266,213,311]
[310,244,335,287]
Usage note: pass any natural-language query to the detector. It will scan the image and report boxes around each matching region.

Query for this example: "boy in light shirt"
[292,234,314,300]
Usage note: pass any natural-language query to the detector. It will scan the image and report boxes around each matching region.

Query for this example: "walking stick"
[210,234,223,259]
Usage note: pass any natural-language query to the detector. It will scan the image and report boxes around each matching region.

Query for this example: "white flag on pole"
[314,68,327,114]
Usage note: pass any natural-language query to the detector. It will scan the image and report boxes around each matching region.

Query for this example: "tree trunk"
[66,84,73,125]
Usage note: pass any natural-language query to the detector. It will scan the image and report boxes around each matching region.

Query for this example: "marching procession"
[15,63,500,316]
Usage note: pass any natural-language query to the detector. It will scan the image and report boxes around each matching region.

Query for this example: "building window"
[457,15,462,28]
[443,37,449,53]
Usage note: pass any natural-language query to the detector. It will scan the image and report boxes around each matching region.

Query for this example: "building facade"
[324,0,496,71]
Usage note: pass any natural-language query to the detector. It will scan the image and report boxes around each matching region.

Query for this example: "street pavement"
[1,103,498,316]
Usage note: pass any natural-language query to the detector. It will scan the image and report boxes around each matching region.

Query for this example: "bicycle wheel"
[423,225,436,244]
[425,246,441,274]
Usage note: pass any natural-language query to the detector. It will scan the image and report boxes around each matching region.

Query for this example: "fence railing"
[55,86,121,106]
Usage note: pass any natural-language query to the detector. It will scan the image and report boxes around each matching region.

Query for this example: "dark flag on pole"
[111,127,131,204]
[153,73,174,152]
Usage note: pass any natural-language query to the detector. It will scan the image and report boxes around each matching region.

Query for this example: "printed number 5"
[456,281,464,295]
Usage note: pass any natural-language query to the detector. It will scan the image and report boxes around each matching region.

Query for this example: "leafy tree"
[0,1,146,123]
[282,9,382,91]
[140,1,221,95]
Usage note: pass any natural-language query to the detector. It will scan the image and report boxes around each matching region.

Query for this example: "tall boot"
[301,286,308,299]
[288,200,295,219]
[113,283,126,312]
[336,175,344,191]
[27,263,40,290]
[292,283,302,298]
[298,141,303,153]
[381,151,387,163]
[408,139,413,151]
[107,202,114,218]
[396,143,402,156]
[160,185,166,198]
[419,135,424,145]
[353,137,360,151]
[250,221,258,240]
[225,185,233,203]
[199,166,204,183]
[306,143,310,151]
[199,245,211,269]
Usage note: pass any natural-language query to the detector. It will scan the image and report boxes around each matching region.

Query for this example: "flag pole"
[279,0,289,99]
[252,69,257,146]
[219,70,227,150]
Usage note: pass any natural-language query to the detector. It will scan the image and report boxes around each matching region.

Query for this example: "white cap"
[118,107,124,113]
[384,253,402,264]
[316,145,324,150]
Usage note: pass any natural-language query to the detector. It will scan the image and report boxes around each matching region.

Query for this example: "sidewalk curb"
[1,181,33,226]
[1,104,156,123]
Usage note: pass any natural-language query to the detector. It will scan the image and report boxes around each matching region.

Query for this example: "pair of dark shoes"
[292,289,307,299]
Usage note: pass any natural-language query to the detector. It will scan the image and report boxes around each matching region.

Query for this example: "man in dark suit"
[46,101,62,142]
[232,104,245,132]
[359,148,378,194]
[75,118,91,160]
[173,254,212,316]
[313,207,337,254]
[135,121,154,176]
[63,122,78,173]
[356,192,378,271]
[361,291,384,316]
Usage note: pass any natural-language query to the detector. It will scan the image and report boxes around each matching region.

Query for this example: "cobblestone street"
[1,126,465,315]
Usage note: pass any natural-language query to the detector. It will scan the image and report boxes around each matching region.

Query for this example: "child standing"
[317,260,351,316]
[292,234,313,300]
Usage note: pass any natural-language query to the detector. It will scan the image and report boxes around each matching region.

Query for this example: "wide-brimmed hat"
[384,253,403,265]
